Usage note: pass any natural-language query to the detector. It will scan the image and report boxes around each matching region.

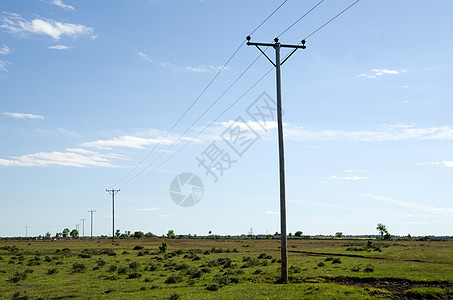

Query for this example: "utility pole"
[246,36,306,282]
[81,219,86,238]
[25,226,28,238]
[88,210,96,239]
[106,189,120,242]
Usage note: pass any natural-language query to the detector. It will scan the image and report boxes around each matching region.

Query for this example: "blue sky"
[1,0,453,237]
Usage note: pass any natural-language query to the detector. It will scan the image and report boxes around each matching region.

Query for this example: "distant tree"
[125,231,131,238]
[335,232,343,238]
[115,230,121,238]
[133,231,144,239]
[208,230,212,235]
[45,232,51,238]
[62,228,70,238]
[294,231,303,237]
[274,231,280,236]
[55,233,62,238]
[145,232,154,238]
[376,223,388,239]
[167,230,176,239]
[407,234,413,241]
[288,232,293,237]
[70,229,79,238]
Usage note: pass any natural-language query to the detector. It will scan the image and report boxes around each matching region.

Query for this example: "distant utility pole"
[88,210,96,239]
[25,226,28,238]
[76,224,80,232]
[81,219,86,238]
[246,36,306,283]
[106,189,120,242]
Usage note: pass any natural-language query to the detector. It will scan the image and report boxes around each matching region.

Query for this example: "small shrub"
[159,242,168,253]
[253,269,263,274]
[72,262,86,273]
[363,264,375,273]
[128,272,142,279]
[165,274,183,284]
[169,293,181,300]
[332,258,342,264]
[206,284,219,291]
[351,266,361,272]
[47,268,59,275]
[129,261,140,270]
[288,265,302,274]
[108,265,118,272]
[317,262,325,267]
[97,258,106,267]
[325,257,334,261]
[8,272,27,283]
[133,246,144,250]
[257,253,272,259]
[44,256,52,262]
[122,251,130,254]
[117,267,130,275]
[78,253,91,259]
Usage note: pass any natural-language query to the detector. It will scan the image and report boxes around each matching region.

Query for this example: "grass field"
[0,238,452,299]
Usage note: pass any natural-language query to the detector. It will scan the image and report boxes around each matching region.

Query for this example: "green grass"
[0,238,452,299]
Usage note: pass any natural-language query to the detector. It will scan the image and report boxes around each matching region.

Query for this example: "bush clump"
[165,274,183,284]
[72,262,87,273]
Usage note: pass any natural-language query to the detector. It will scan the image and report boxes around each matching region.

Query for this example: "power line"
[249,0,289,37]
[121,68,274,189]
[118,53,265,189]
[276,0,326,38]
[304,0,361,40]
[109,0,289,189]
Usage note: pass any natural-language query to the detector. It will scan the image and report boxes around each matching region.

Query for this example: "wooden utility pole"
[88,210,96,239]
[106,189,120,242]
[246,36,306,282]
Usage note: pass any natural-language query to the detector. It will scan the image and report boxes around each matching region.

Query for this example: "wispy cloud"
[265,211,279,215]
[0,45,12,55]
[0,148,122,168]
[0,59,10,71]
[137,208,159,212]
[48,45,72,50]
[326,175,368,181]
[363,193,453,216]
[416,161,453,168]
[284,124,453,142]
[3,112,44,120]
[81,135,184,150]
[1,13,94,40]
[356,68,407,79]
[50,0,75,11]
[136,51,229,73]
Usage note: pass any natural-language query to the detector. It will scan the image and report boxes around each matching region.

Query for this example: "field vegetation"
[0,237,452,299]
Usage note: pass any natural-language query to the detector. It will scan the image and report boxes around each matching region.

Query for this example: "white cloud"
[363,194,453,216]
[265,211,279,215]
[0,45,12,55]
[137,208,159,212]
[49,45,72,50]
[136,52,153,63]
[50,0,75,11]
[417,161,453,168]
[0,148,121,168]
[284,123,453,142]
[81,135,181,150]
[1,13,94,40]
[325,174,368,181]
[3,112,44,120]
[356,68,406,79]
[0,59,10,71]
[136,51,229,73]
